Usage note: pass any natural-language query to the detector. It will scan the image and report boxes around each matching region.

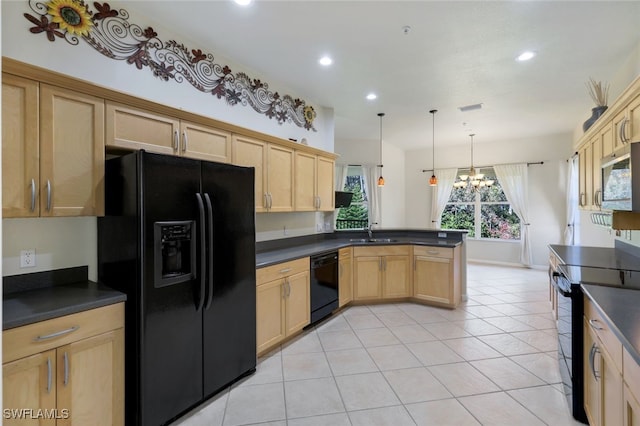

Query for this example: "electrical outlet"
[283,225,289,236]
[20,249,36,268]
[316,223,323,232]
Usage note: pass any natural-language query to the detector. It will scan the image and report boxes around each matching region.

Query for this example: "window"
[336,167,369,230]
[441,167,521,240]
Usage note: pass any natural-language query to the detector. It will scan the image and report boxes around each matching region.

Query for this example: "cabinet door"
[285,271,310,336]
[3,350,57,426]
[592,133,603,209]
[382,255,410,298]
[584,318,601,426]
[56,329,124,426]
[613,112,627,152]
[232,135,267,212]
[338,256,353,307]
[105,102,178,154]
[629,95,640,142]
[316,156,335,211]
[256,279,285,354]
[180,121,231,163]
[601,120,614,157]
[578,145,588,209]
[294,151,317,211]
[601,344,623,426]
[2,74,39,218]
[624,384,640,426]
[414,255,453,305]
[354,256,381,300]
[267,144,294,212]
[40,85,105,217]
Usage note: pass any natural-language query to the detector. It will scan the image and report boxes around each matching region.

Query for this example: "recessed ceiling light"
[234,0,252,5]
[517,51,536,61]
[366,93,377,101]
[319,56,333,66]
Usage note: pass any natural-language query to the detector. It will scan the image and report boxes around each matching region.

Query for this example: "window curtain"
[363,165,381,227]
[334,164,350,225]
[494,163,532,267]
[564,156,579,245]
[430,168,459,229]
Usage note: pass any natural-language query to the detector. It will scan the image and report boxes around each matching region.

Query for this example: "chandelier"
[453,134,495,190]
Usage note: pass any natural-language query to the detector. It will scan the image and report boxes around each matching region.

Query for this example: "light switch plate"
[20,249,36,268]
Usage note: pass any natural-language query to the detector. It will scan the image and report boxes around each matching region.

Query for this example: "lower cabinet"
[338,247,353,307]
[353,246,411,300]
[413,245,461,308]
[3,303,124,426]
[583,299,623,426]
[624,348,640,426]
[256,258,310,355]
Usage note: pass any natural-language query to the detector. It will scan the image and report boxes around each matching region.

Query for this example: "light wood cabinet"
[353,246,411,300]
[3,304,124,426]
[624,348,640,426]
[233,135,294,213]
[338,247,353,307]
[578,142,592,209]
[294,153,335,212]
[2,74,39,218]
[106,102,232,163]
[2,75,105,218]
[625,382,640,426]
[613,94,640,148]
[583,299,623,426]
[256,258,310,355]
[413,245,461,308]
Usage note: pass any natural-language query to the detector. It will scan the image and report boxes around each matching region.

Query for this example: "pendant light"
[377,112,385,187]
[429,109,438,186]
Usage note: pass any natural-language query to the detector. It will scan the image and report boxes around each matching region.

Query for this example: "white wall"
[405,133,573,267]
[3,218,98,279]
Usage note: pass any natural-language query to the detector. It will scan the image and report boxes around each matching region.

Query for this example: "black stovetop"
[559,264,640,290]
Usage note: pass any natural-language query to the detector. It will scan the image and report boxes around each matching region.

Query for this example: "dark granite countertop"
[3,267,126,330]
[549,244,640,271]
[256,232,463,268]
[581,284,640,366]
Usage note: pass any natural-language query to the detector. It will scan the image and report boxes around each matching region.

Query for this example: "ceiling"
[123,1,640,151]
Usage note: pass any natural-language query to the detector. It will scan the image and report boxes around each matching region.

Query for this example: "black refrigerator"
[98,150,256,426]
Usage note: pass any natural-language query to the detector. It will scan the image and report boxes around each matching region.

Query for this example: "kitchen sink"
[349,238,398,243]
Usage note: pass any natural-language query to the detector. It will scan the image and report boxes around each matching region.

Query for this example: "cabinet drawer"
[338,247,352,259]
[585,298,623,373]
[413,245,453,259]
[257,257,309,286]
[353,245,410,257]
[3,303,125,363]
[624,347,640,402]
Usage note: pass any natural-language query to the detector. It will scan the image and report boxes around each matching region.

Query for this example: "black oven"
[550,267,587,424]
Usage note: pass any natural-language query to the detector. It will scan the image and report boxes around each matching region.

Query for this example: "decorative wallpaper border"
[23,0,317,131]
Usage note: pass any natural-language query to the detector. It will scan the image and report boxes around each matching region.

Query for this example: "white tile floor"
[173,263,585,426]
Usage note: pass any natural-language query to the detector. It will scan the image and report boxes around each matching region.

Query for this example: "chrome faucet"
[367,222,378,239]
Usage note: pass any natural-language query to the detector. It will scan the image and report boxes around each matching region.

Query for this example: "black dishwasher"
[309,252,339,324]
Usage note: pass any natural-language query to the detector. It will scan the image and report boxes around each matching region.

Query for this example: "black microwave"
[601,142,640,211]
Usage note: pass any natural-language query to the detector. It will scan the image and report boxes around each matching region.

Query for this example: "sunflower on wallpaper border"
[45,0,93,37]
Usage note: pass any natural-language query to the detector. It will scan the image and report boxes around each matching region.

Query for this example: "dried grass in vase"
[586,77,609,107]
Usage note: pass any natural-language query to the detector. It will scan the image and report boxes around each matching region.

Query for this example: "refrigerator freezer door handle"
[204,193,214,309]
[195,193,206,312]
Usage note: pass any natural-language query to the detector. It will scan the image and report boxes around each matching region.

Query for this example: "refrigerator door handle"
[204,193,214,309]
[195,193,206,312]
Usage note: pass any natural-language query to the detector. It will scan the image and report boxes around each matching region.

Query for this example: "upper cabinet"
[105,102,232,163]
[3,58,338,217]
[576,75,640,211]
[2,74,105,218]
[294,152,335,212]
[232,135,294,213]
